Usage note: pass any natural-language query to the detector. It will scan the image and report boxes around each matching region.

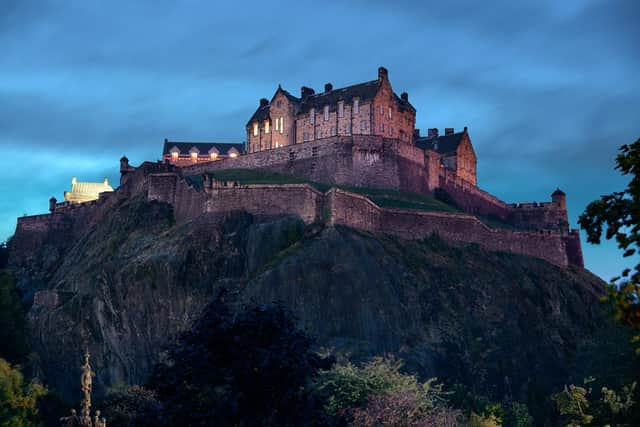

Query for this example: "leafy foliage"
[312,356,461,425]
[148,290,332,426]
[0,271,28,364]
[551,379,640,427]
[579,138,640,341]
[100,385,162,427]
[0,358,47,427]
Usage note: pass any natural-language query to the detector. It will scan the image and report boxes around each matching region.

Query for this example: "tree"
[579,138,640,341]
[148,290,332,426]
[0,271,28,364]
[0,358,47,427]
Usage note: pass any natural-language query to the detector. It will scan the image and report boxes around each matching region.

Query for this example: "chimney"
[445,128,454,135]
[427,128,439,139]
[413,129,420,140]
[259,98,269,107]
[324,83,333,92]
[401,92,408,102]
[301,86,315,98]
[378,66,388,80]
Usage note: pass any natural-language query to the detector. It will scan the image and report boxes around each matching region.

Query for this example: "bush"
[101,385,162,427]
[0,271,28,364]
[149,290,332,426]
[312,356,457,425]
[0,358,47,427]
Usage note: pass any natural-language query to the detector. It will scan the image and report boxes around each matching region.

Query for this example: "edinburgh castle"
[11,67,583,270]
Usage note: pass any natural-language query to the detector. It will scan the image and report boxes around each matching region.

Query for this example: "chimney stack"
[259,98,269,107]
[301,86,315,98]
[378,66,388,80]
[324,83,333,92]
[445,128,454,135]
[427,128,439,139]
[413,129,420,139]
[401,92,408,102]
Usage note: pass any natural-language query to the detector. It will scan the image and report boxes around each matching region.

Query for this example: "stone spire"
[59,350,107,427]
[80,351,94,426]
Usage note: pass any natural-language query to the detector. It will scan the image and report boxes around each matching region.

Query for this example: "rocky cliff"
[10,196,605,409]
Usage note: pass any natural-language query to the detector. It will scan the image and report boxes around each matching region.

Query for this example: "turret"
[120,155,129,173]
[49,197,57,213]
[552,188,566,211]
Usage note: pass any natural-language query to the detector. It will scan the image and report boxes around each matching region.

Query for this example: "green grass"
[337,185,458,213]
[205,169,331,191]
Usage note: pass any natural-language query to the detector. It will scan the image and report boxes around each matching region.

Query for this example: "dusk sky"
[1,0,638,281]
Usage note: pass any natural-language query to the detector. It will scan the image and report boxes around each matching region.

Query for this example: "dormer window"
[208,147,219,160]
[310,108,315,125]
[228,147,239,158]
[353,98,359,113]
[265,120,270,133]
[324,105,329,121]
[169,146,180,161]
[189,147,200,162]
[253,122,258,136]
[338,101,344,118]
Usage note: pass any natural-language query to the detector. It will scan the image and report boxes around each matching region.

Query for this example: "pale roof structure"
[63,177,114,204]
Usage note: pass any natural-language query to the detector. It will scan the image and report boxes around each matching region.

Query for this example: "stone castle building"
[246,67,416,152]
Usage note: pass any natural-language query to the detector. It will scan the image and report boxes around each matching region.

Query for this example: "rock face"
[12,197,604,406]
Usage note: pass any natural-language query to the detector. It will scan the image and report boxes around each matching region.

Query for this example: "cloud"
[0,0,637,280]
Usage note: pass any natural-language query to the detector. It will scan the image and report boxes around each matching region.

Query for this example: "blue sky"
[1,0,637,280]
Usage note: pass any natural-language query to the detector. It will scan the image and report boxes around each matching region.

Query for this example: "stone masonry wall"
[181,135,429,194]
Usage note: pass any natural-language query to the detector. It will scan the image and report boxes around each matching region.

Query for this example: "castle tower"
[49,197,57,213]
[552,188,566,211]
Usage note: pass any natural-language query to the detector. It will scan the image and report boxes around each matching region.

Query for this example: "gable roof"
[246,76,415,125]
[415,131,466,155]
[163,140,245,156]
[299,79,381,113]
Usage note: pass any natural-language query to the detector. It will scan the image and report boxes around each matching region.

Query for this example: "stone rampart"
[11,160,583,271]
[180,135,429,194]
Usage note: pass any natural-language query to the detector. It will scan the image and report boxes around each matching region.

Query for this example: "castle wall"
[181,135,430,194]
[328,189,576,268]
[508,202,568,230]
[438,169,511,220]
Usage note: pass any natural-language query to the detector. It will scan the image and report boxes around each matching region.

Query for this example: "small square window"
[353,99,359,113]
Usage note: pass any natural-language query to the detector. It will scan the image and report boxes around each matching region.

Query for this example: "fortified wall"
[11,155,584,271]
[181,135,435,195]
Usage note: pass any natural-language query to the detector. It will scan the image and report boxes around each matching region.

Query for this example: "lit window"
[230,152,238,158]
[388,107,392,119]
[279,117,284,133]
[191,152,198,162]
[265,120,270,133]
[210,152,218,160]
[275,118,279,132]
[253,122,258,136]
[171,151,178,160]
[310,108,315,125]
[353,98,359,113]
[324,105,329,121]
[338,101,344,118]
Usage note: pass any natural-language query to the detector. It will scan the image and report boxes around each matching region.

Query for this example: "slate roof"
[299,80,382,113]
[162,141,245,156]
[415,132,466,155]
[246,77,415,125]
